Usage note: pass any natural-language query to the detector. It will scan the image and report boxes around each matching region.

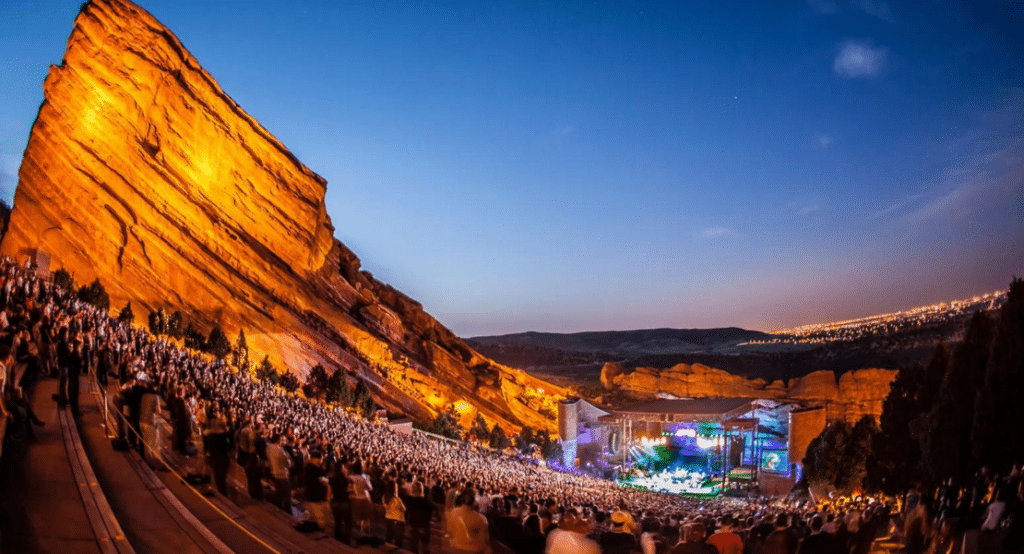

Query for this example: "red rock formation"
[602,362,897,422]
[1,0,563,432]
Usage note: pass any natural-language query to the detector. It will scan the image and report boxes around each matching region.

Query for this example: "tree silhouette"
[52,268,75,292]
[325,370,352,406]
[77,278,110,310]
[231,329,249,372]
[117,301,134,325]
[166,310,184,339]
[182,321,205,351]
[972,277,1024,472]
[204,324,232,359]
[303,364,330,400]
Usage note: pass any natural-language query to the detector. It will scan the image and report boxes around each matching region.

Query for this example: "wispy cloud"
[700,227,738,239]
[852,0,894,22]
[834,40,888,79]
[869,194,922,219]
[800,205,821,215]
[816,134,833,148]
[808,0,839,14]
[900,91,1024,225]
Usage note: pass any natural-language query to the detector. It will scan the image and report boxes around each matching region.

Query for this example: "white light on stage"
[696,436,723,450]
[675,428,697,438]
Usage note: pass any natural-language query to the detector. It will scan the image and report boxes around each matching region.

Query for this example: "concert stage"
[559,397,818,496]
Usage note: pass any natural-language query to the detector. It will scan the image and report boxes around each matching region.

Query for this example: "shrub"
[166,310,184,339]
[204,324,232,359]
[53,268,75,292]
[118,301,135,325]
[77,278,110,310]
[182,322,205,351]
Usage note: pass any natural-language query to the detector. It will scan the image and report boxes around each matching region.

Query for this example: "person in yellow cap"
[600,507,638,554]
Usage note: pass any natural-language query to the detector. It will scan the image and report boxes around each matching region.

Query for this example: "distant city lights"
[741,289,1007,347]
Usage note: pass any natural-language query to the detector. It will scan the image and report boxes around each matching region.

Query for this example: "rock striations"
[602,362,897,422]
[1,0,563,432]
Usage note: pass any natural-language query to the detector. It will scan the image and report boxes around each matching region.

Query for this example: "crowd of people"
[1,256,1022,554]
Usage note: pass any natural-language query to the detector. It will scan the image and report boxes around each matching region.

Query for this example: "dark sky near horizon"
[1,0,1022,336]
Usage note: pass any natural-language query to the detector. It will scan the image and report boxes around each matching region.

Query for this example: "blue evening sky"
[1,0,1021,336]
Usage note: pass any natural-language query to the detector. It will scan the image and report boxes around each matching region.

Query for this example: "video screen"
[760,450,789,473]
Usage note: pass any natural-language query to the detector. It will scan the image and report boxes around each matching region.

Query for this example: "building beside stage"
[559,397,828,494]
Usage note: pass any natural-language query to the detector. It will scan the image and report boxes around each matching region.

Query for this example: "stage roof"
[603,398,759,423]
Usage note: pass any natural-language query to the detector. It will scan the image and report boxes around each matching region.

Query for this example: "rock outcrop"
[603,362,897,422]
[1,0,563,432]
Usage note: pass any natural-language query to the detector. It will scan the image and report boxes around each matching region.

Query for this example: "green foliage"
[117,301,135,325]
[166,310,184,339]
[470,413,490,442]
[204,324,232,359]
[255,355,280,385]
[52,267,75,292]
[325,369,352,406]
[804,418,876,492]
[426,405,462,440]
[182,322,205,351]
[279,371,300,393]
[77,278,110,310]
[350,378,378,420]
[489,423,511,450]
[302,364,330,400]
[231,330,249,371]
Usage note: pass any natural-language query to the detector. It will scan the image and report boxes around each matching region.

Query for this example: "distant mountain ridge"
[469,327,772,356]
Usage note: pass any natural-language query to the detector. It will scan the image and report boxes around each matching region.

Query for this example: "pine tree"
[77,278,110,310]
[847,416,878,491]
[279,371,300,393]
[183,322,205,351]
[917,311,994,485]
[118,301,135,324]
[303,364,330,400]
[166,310,184,339]
[325,370,352,406]
[52,267,75,291]
[204,324,232,359]
[470,413,489,442]
[231,330,249,371]
[972,278,1024,471]
[489,423,510,450]
[518,426,536,454]
[255,355,279,385]
[870,362,923,493]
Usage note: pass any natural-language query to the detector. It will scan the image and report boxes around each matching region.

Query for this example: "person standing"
[303,450,331,533]
[446,488,490,554]
[329,460,353,544]
[669,522,717,554]
[267,434,293,513]
[67,338,83,416]
[406,481,435,554]
[707,515,743,554]
[384,484,407,548]
[600,511,639,554]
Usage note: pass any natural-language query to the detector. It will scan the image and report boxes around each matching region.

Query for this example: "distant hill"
[469,327,772,356]
[467,290,1006,393]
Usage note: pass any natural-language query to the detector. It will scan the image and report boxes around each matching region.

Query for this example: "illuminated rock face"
[604,362,897,422]
[1,0,562,432]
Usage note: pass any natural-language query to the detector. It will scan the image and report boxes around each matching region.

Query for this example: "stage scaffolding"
[596,398,792,488]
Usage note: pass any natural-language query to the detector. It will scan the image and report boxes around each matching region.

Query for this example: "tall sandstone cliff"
[1,0,563,432]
